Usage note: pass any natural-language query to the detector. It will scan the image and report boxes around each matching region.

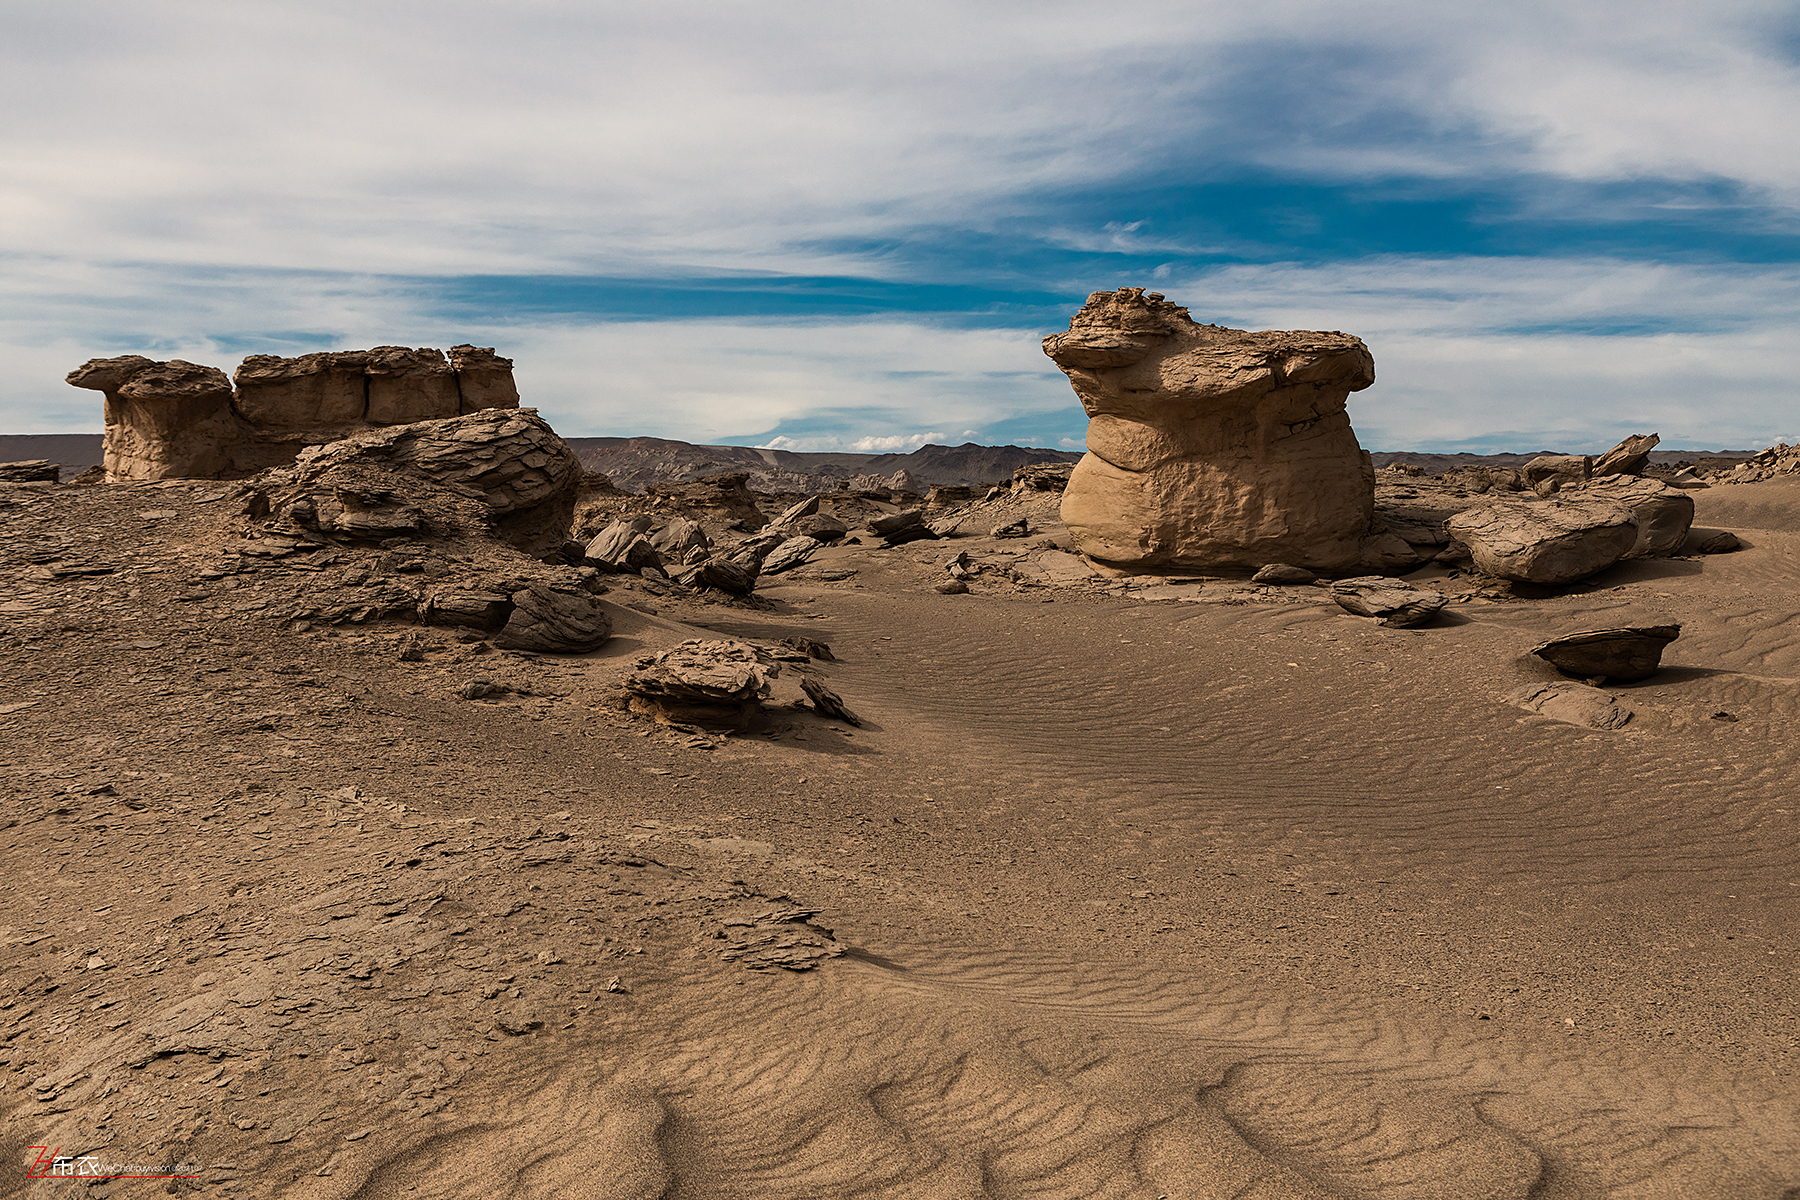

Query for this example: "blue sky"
[3,1,1797,452]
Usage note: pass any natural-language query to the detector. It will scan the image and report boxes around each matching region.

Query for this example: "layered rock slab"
[1445,496,1638,584]
[1044,288,1377,572]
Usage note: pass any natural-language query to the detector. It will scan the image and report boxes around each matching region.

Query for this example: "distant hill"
[566,438,1084,494]
[1,433,1757,489]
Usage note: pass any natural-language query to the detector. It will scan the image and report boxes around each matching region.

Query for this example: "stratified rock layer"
[67,346,520,481]
[1045,288,1376,572]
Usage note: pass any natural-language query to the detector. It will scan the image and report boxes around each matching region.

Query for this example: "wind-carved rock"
[67,345,519,481]
[1045,288,1377,572]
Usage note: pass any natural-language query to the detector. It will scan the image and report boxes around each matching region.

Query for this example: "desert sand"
[1,464,1797,1198]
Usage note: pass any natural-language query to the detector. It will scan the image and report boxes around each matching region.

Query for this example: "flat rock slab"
[1531,625,1681,683]
[1506,681,1634,730]
[1445,496,1638,584]
[1329,577,1448,628]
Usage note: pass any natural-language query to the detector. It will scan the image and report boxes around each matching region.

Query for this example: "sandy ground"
[1,477,1796,1198]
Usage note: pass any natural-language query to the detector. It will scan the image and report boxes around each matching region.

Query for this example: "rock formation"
[1531,625,1680,683]
[1564,475,1694,558]
[1328,577,1448,627]
[243,408,581,556]
[0,460,59,483]
[1044,288,1377,573]
[625,640,778,728]
[1445,496,1638,584]
[67,345,519,481]
[1593,433,1659,477]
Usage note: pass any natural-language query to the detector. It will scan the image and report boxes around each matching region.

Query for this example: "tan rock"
[1564,475,1693,557]
[1445,496,1637,583]
[1044,288,1376,573]
[68,356,239,480]
[68,346,522,481]
[1522,454,1592,496]
[448,345,521,413]
[1593,432,1659,477]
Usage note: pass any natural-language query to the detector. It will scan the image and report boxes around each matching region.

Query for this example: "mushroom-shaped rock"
[68,356,240,480]
[1445,497,1637,584]
[1045,288,1376,573]
[1530,625,1680,683]
[492,584,613,653]
[625,640,778,728]
[1564,476,1693,558]
[1328,577,1448,627]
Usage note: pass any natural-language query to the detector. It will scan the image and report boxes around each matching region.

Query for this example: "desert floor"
[1,477,1796,1198]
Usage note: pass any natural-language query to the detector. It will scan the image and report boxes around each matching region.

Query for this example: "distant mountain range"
[0,434,1755,490]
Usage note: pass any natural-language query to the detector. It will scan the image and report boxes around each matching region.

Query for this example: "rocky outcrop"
[1564,475,1693,557]
[244,408,580,556]
[1522,455,1592,496]
[1531,625,1680,683]
[1445,496,1638,584]
[1045,288,1377,573]
[1717,442,1800,484]
[491,584,613,653]
[625,641,777,728]
[646,473,768,529]
[0,460,59,483]
[1593,433,1659,477]
[67,346,520,481]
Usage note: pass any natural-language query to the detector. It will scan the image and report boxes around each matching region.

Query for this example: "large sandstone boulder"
[67,346,521,481]
[248,408,581,555]
[1445,496,1637,584]
[1044,288,1376,572]
[1564,475,1693,557]
[1522,455,1592,496]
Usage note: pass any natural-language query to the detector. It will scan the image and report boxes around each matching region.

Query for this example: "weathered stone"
[447,345,520,413]
[1531,625,1680,683]
[492,584,613,653]
[935,579,970,594]
[625,640,776,728]
[68,346,521,481]
[1690,529,1740,554]
[778,637,835,661]
[1593,432,1659,477]
[1522,454,1592,497]
[801,676,861,726]
[649,518,710,557]
[1046,287,1376,572]
[1565,475,1693,557]
[252,408,581,555]
[1328,577,1448,627]
[1444,497,1637,584]
[69,356,240,479]
[760,536,821,575]
[926,485,974,506]
[992,518,1030,539]
[646,472,767,529]
[774,496,820,523]
[769,513,849,542]
[1252,564,1316,585]
[868,509,926,537]
[420,589,514,630]
[1011,463,1073,492]
[0,460,59,483]
[584,517,654,569]
[1506,681,1634,730]
[675,558,757,595]
[1359,532,1426,574]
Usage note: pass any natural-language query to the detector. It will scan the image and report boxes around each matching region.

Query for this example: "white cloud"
[1,2,1795,278]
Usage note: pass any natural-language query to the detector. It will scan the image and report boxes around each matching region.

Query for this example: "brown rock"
[0,460,59,483]
[1564,475,1693,557]
[1252,564,1316,585]
[1506,681,1634,730]
[626,640,777,728]
[1045,288,1376,573]
[1328,577,1448,627]
[1444,496,1637,584]
[760,536,822,575]
[254,408,581,555]
[233,351,371,430]
[447,345,520,412]
[363,346,459,425]
[1689,529,1740,554]
[492,585,613,653]
[1530,625,1680,683]
[1592,432,1659,477]
[1522,454,1592,497]
[69,356,239,480]
[647,472,768,529]
[801,676,862,726]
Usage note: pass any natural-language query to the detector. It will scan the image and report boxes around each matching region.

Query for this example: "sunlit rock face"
[67,345,521,481]
[1045,288,1378,573]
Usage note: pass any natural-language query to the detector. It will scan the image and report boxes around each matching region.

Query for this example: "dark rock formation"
[1531,625,1681,683]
